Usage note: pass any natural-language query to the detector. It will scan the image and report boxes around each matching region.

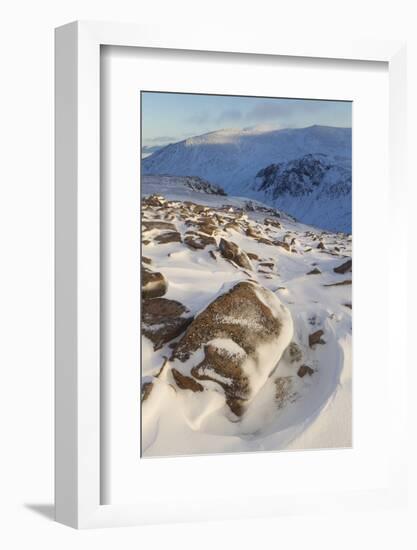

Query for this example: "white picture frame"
[55,20,407,529]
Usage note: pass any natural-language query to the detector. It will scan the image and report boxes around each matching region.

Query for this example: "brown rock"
[184,233,216,250]
[333,259,352,274]
[143,194,166,207]
[218,238,252,271]
[141,381,154,402]
[198,223,217,236]
[154,231,182,244]
[309,330,325,348]
[297,365,314,378]
[142,298,193,350]
[274,240,291,251]
[264,218,282,229]
[171,281,289,415]
[142,256,152,265]
[142,267,168,299]
[317,241,325,250]
[256,237,274,246]
[171,368,204,392]
[246,226,259,238]
[142,220,176,232]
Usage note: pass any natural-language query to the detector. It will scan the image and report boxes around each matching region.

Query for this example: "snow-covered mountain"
[254,154,352,233]
[142,125,352,232]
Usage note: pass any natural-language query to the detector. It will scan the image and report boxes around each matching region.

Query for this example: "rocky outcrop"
[142,298,193,350]
[169,281,293,416]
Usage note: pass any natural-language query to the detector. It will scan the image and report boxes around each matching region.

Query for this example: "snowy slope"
[142,125,351,232]
[254,154,352,233]
[141,179,352,457]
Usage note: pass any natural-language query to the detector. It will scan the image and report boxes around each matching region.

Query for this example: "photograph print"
[141,91,352,458]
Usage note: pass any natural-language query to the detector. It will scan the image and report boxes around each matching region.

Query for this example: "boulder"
[218,238,253,271]
[142,267,168,299]
[142,297,193,350]
[169,281,293,416]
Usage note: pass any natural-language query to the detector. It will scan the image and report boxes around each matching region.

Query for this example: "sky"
[141,91,352,149]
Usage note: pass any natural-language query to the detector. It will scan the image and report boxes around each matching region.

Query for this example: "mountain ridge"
[142,125,352,232]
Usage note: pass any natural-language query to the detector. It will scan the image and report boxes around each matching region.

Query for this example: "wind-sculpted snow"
[142,125,351,232]
[141,184,352,457]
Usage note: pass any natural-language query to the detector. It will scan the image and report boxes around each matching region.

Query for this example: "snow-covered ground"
[142,125,352,232]
[141,176,352,457]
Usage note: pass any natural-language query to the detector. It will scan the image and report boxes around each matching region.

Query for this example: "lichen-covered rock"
[218,238,253,271]
[142,298,193,350]
[169,281,293,416]
[142,267,168,299]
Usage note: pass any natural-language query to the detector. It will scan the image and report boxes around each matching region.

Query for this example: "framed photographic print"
[55,21,407,528]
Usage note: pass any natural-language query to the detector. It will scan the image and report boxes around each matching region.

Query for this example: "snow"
[142,125,351,232]
[141,177,352,457]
